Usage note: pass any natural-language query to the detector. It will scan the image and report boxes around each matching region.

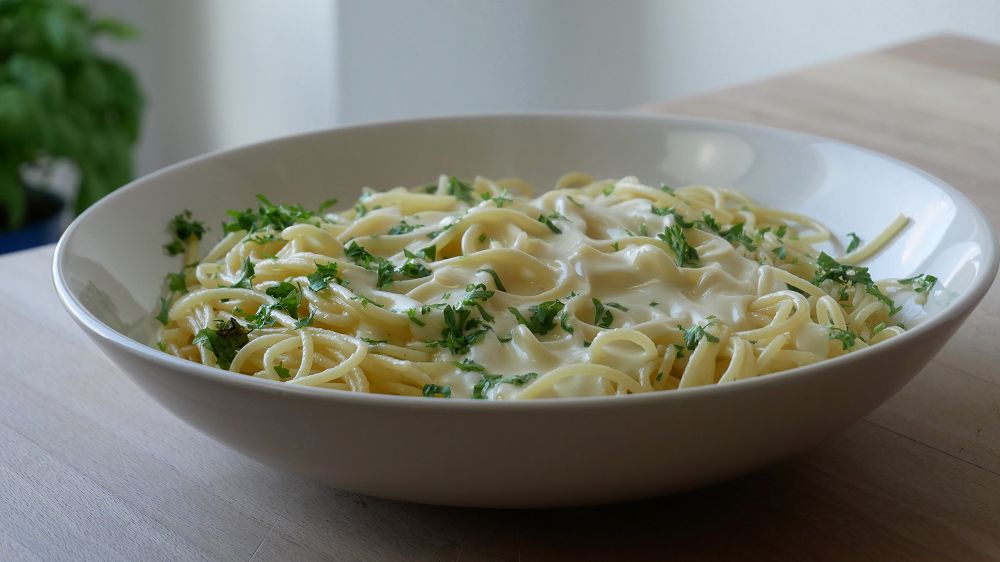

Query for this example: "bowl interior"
[56,114,996,353]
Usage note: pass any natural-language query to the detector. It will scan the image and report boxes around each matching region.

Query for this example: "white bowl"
[53,113,997,507]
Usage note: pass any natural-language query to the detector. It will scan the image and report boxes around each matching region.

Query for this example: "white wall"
[83,0,1000,175]
[84,0,337,174]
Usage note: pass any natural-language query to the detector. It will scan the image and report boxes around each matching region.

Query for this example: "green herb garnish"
[405,308,426,327]
[679,317,720,350]
[422,383,452,398]
[537,211,563,234]
[472,372,538,400]
[193,318,249,369]
[651,205,694,228]
[224,195,313,234]
[427,305,489,355]
[720,223,755,251]
[293,310,314,329]
[274,363,292,380]
[592,298,614,328]
[658,224,699,267]
[232,257,255,289]
[307,262,342,291]
[827,325,858,350]
[898,273,938,294]
[399,260,431,279]
[318,198,338,213]
[388,220,422,235]
[445,176,475,203]
[508,300,564,336]
[846,232,862,253]
[166,271,188,294]
[164,210,206,256]
[477,268,507,292]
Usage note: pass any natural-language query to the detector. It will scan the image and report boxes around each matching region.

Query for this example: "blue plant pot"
[0,191,66,255]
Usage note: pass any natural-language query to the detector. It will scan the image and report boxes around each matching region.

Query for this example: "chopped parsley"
[898,273,938,294]
[405,308,426,326]
[376,260,396,288]
[720,223,755,251]
[460,283,496,322]
[472,372,539,400]
[508,300,564,336]
[775,225,788,238]
[232,257,255,289]
[658,224,699,267]
[164,210,207,256]
[454,358,487,372]
[592,298,614,328]
[360,337,387,345]
[566,195,585,208]
[485,187,512,208]
[306,262,342,291]
[873,322,887,334]
[679,317,720,350]
[846,232,862,254]
[827,325,858,350]
[813,253,900,316]
[774,246,787,261]
[399,260,432,279]
[388,220,422,235]
[293,310,315,329]
[651,205,694,228]
[477,268,507,291]
[223,195,313,234]
[427,305,489,355]
[478,233,489,243]
[247,282,302,329]
[422,383,452,398]
[559,311,574,334]
[812,252,873,286]
[353,294,384,308]
[426,222,455,239]
[156,297,172,325]
[602,183,615,196]
[447,176,475,203]
[649,301,659,307]
[318,197,338,213]
[246,231,279,245]
[193,318,249,369]
[699,213,722,233]
[659,183,674,194]
[345,241,378,269]
[537,211,564,234]
[274,363,292,380]
[166,271,188,294]
[404,245,437,262]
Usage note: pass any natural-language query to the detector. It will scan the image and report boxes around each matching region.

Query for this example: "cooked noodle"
[154,174,936,399]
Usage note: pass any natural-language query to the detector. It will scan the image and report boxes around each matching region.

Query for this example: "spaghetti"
[154,174,937,399]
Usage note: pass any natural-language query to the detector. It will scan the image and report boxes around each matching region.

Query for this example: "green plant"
[0,0,143,230]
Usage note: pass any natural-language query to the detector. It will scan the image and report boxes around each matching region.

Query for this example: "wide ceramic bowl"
[53,113,997,508]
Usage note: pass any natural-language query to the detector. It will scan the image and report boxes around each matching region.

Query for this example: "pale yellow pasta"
[154,174,936,399]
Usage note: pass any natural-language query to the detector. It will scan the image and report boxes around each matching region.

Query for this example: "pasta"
[154,174,938,399]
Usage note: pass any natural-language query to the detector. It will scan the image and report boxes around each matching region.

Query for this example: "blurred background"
[88,0,1000,175]
[2,0,999,252]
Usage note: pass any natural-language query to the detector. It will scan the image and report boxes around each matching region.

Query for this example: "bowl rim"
[52,111,1000,410]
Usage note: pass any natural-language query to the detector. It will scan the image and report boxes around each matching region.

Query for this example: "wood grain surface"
[1,34,998,561]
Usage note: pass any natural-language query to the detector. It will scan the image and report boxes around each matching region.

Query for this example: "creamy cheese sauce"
[156,174,931,399]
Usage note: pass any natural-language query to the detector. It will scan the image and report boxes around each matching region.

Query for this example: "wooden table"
[2,34,998,561]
